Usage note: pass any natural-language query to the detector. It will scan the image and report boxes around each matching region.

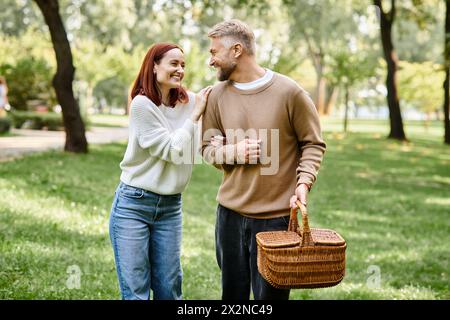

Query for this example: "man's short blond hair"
[208,19,256,56]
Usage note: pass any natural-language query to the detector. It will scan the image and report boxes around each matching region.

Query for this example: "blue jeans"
[109,182,183,300]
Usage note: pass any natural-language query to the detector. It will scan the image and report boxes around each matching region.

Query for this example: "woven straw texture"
[256,201,346,289]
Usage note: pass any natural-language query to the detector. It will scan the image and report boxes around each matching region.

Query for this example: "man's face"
[209,37,237,81]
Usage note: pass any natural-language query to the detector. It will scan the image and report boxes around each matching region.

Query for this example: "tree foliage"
[398,61,445,114]
[0,57,56,110]
[0,0,446,123]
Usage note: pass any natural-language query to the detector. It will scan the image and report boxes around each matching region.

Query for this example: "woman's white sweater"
[119,91,199,195]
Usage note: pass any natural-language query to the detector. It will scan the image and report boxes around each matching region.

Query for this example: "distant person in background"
[0,76,9,117]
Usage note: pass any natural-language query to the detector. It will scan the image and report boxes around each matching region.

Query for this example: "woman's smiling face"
[154,48,185,91]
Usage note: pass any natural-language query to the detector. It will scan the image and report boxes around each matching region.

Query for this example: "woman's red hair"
[130,43,188,107]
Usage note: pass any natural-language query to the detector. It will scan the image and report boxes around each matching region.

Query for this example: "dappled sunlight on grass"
[0,119,448,299]
[0,183,110,237]
[425,197,450,206]
[291,282,438,300]
[301,127,449,299]
[0,144,124,299]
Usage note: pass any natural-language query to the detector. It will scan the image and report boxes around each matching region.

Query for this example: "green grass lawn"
[87,114,129,128]
[0,119,449,299]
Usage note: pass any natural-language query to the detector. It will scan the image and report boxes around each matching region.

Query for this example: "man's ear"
[233,43,243,58]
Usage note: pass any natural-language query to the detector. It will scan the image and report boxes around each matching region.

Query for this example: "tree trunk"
[444,0,450,144]
[324,86,339,116]
[303,32,326,115]
[343,85,349,133]
[374,0,407,141]
[34,0,88,153]
[444,69,450,144]
[316,73,327,115]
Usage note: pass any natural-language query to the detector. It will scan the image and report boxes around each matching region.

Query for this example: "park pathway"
[0,126,129,162]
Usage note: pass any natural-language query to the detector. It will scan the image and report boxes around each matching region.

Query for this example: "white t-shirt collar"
[232,69,274,90]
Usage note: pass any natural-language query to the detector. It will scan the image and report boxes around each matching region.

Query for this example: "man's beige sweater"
[201,73,326,219]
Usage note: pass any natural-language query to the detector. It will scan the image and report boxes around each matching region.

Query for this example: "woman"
[109,43,212,300]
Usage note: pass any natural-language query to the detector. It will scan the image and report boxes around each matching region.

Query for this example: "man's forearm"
[296,143,326,189]
[202,144,237,166]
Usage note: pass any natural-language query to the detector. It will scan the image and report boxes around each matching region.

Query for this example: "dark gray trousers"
[215,204,291,300]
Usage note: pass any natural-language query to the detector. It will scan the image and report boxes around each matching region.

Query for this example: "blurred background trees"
[0,0,448,144]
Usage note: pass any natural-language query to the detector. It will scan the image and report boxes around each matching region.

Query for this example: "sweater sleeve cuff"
[296,172,315,190]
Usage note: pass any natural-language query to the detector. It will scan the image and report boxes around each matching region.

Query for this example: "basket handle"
[288,200,314,246]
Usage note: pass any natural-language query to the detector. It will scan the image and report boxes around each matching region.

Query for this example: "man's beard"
[217,61,237,81]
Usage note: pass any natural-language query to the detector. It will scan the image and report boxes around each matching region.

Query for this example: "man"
[201,19,326,300]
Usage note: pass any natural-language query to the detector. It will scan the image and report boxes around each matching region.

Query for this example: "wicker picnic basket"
[256,201,346,289]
